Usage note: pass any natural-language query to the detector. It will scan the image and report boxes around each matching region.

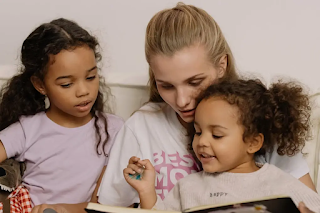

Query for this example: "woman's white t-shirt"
[98,102,309,207]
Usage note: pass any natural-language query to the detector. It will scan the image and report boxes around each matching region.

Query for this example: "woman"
[98,2,315,208]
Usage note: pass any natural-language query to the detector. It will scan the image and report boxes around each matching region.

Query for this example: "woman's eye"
[189,79,203,86]
[161,84,174,90]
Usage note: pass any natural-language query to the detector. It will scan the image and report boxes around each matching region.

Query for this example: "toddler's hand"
[123,156,156,195]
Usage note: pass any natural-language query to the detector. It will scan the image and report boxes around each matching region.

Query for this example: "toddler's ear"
[247,133,264,154]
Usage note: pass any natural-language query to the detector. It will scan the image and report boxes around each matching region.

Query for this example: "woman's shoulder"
[131,102,169,119]
[125,102,170,127]
[139,102,167,111]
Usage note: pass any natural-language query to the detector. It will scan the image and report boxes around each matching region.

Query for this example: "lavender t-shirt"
[0,112,123,206]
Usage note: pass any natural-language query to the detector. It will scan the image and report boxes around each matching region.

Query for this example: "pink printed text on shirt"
[153,151,200,200]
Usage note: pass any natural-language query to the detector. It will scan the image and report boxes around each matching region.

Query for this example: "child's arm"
[90,165,106,202]
[123,157,182,211]
[0,141,7,163]
[123,157,157,209]
[0,121,26,162]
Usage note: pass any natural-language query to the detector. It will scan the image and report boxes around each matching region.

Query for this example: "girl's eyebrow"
[55,66,97,81]
[87,66,97,72]
[56,75,72,81]
[209,124,227,130]
[156,73,205,84]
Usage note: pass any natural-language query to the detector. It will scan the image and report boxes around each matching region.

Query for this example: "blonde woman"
[98,2,315,207]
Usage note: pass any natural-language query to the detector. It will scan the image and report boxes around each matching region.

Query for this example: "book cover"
[185,196,300,213]
[85,195,299,213]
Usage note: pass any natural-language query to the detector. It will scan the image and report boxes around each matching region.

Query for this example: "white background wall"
[0,0,320,90]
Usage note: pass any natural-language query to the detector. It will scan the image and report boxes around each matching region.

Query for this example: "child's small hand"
[123,156,156,195]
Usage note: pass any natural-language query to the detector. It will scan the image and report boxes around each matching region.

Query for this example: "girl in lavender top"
[0,18,123,213]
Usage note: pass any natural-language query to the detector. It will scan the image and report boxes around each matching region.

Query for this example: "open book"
[85,195,300,213]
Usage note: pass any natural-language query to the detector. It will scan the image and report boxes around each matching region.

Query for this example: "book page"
[86,203,180,213]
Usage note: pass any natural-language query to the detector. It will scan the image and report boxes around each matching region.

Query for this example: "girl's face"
[35,46,99,124]
[192,98,255,173]
[150,44,226,125]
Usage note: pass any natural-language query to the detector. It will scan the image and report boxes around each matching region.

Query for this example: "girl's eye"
[212,135,223,139]
[61,84,71,88]
[87,76,96,80]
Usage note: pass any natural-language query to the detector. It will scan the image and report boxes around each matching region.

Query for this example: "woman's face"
[150,44,227,125]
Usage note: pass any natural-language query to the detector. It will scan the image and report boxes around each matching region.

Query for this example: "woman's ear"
[30,76,46,95]
[247,133,264,154]
[217,55,227,78]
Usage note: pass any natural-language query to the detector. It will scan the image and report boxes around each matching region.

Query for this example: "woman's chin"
[178,112,195,122]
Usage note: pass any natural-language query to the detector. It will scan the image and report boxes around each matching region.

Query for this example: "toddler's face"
[192,97,253,173]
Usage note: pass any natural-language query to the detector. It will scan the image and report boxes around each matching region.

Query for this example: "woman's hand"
[298,202,315,213]
[32,204,68,213]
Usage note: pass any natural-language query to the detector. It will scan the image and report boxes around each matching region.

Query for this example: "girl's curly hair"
[0,18,111,156]
[195,79,311,156]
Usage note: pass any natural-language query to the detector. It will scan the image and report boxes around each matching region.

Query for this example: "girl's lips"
[75,101,92,112]
[199,155,217,164]
[76,100,91,106]
[198,152,216,164]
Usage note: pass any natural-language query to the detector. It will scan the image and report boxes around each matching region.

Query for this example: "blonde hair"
[146,2,238,102]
